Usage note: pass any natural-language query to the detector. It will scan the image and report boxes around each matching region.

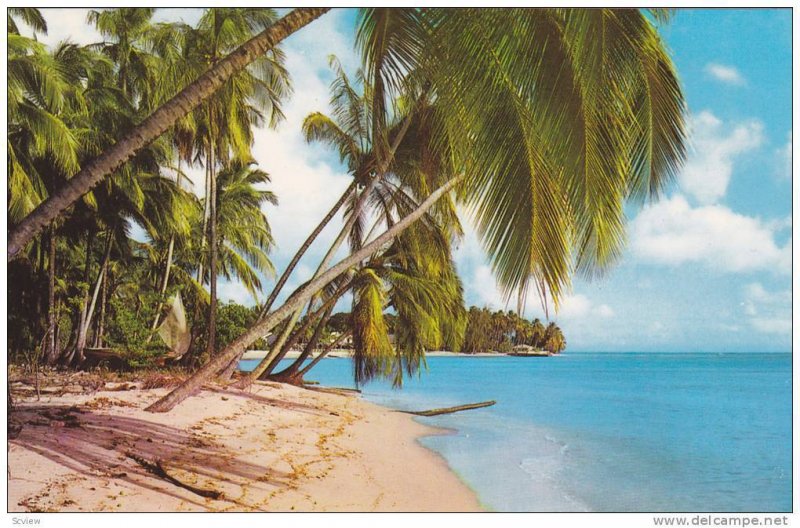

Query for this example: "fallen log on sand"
[127,453,222,499]
[400,400,496,417]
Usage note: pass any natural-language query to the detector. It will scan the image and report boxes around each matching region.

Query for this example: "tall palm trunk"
[149,235,175,334]
[150,159,182,334]
[76,229,113,363]
[93,268,108,348]
[44,225,58,365]
[251,99,420,370]
[146,174,461,412]
[258,180,356,319]
[217,181,357,381]
[197,156,212,284]
[64,231,94,366]
[8,8,330,260]
[206,139,218,358]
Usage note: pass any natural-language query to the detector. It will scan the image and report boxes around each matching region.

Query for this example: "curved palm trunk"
[217,181,357,381]
[258,180,356,319]
[149,235,175,334]
[150,160,183,334]
[197,159,211,284]
[242,183,372,381]
[146,174,461,413]
[76,229,113,363]
[8,8,330,260]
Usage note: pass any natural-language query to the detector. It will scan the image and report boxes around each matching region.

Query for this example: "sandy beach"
[8,377,482,512]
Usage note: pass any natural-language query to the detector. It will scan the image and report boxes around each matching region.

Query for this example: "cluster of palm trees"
[461,307,565,355]
[7,8,687,412]
[8,8,287,366]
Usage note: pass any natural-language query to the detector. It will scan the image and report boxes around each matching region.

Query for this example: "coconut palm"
[4,8,684,411]
[209,159,278,298]
[179,8,290,358]
[7,8,327,260]
[7,8,47,35]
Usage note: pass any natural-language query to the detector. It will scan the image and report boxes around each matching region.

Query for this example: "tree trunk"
[261,96,420,352]
[44,225,58,365]
[197,157,211,285]
[258,180,356,319]
[93,268,108,348]
[206,141,218,358]
[146,174,461,412]
[255,277,351,380]
[150,158,183,333]
[296,330,351,379]
[77,229,113,361]
[272,306,335,381]
[67,231,94,366]
[8,8,330,261]
[149,234,175,334]
[215,180,357,381]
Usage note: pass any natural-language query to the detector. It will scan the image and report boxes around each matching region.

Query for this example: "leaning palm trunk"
[150,159,184,334]
[258,277,352,379]
[146,175,462,412]
[216,180,358,381]
[7,8,330,261]
[296,330,352,379]
[247,103,420,377]
[241,179,377,381]
[206,141,218,357]
[272,308,338,382]
[258,180,356,319]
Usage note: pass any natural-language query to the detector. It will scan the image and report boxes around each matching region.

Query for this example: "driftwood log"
[400,400,496,417]
[127,453,222,499]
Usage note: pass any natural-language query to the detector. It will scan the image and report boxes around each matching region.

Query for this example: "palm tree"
[146,8,685,412]
[7,8,47,35]
[4,8,683,410]
[8,8,328,260]
[178,8,290,359]
[210,159,278,298]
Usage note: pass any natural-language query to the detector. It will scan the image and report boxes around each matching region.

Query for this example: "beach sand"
[8,379,482,512]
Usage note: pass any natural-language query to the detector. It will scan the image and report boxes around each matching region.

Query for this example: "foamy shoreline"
[8,381,482,512]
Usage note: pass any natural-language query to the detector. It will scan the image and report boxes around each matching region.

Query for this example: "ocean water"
[239,352,792,512]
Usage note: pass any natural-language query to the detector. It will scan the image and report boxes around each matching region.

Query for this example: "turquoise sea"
[240,353,792,512]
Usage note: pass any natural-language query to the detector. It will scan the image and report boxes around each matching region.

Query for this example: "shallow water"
[240,352,792,512]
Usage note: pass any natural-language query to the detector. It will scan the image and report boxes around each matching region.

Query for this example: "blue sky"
[34,8,793,352]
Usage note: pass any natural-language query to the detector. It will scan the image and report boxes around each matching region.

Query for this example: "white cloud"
[776,131,792,180]
[742,283,791,335]
[556,294,614,320]
[680,111,763,204]
[36,9,102,47]
[631,195,791,275]
[218,279,257,307]
[704,63,746,85]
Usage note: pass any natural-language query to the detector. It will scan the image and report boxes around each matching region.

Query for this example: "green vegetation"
[462,308,565,355]
[7,8,686,412]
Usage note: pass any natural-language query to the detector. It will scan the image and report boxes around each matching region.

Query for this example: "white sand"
[8,382,482,512]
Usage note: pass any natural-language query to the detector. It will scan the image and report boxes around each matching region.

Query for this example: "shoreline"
[8,377,483,512]
[240,349,531,360]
